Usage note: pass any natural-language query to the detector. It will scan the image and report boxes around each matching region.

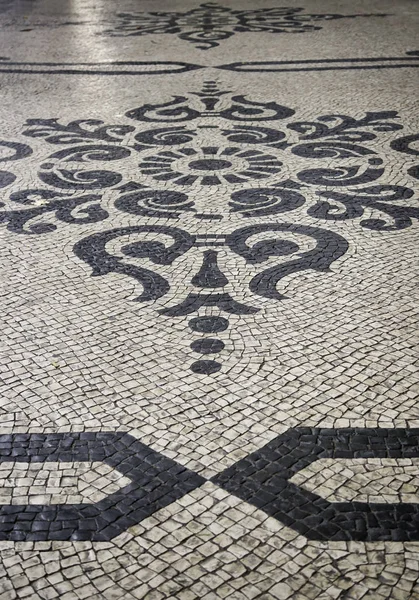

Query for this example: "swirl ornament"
[73,226,195,302]
[134,127,197,149]
[23,119,134,145]
[102,3,388,50]
[0,190,107,234]
[0,82,418,374]
[115,188,194,218]
[0,140,33,161]
[230,186,305,217]
[221,125,288,148]
[227,224,349,300]
[127,92,294,123]
[38,166,122,190]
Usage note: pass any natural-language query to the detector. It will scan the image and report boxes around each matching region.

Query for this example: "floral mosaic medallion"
[1,82,418,377]
[102,3,389,49]
[1,0,419,591]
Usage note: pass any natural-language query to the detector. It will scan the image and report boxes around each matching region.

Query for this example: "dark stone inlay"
[0,432,205,542]
[190,360,222,374]
[194,213,223,220]
[74,225,195,302]
[217,57,419,73]
[1,82,418,382]
[188,316,229,333]
[230,186,305,217]
[0,61,202,76]
[200,175,221,185]
[212,427,419,542]
[115,189,193,218]
[103,6,389,51]
[160,292,258,316]
[226,224,349,301]
[188,158,232,171]
[0,171,16,188]
[191,250,228,288]
[190,338,225,354]
[0,140,32,162]
[1,429,418,541]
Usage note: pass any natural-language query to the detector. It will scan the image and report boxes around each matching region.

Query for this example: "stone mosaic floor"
[0,0,419,598]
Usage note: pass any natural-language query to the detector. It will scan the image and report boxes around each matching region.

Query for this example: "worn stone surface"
[0,0,419,598]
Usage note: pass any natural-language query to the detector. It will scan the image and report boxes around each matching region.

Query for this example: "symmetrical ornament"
[1,82,418,374]
[1,428,418,541]
[102,3,388,50]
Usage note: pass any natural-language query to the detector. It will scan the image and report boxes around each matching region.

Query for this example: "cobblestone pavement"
[1,0,419,598]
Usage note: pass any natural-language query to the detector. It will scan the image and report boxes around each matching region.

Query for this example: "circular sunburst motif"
[138,146,283,185]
